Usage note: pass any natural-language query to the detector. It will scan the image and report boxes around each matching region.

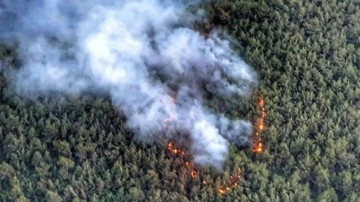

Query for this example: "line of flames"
[167,141,241,195]
[252,98,266,153]
[165,96,266,195]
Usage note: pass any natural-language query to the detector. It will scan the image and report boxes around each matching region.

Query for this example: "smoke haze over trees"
[0,0,359,201]
[0,0,257,170]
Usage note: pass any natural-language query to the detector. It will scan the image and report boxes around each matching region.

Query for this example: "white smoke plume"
[0,0,257,170]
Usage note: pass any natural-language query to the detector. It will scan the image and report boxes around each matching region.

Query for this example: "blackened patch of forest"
[0,0,360,201]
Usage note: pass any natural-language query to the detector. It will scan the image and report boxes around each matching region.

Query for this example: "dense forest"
[0,0,359,201]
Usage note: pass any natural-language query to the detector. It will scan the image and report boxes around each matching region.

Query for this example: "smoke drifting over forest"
[0,0,257,169]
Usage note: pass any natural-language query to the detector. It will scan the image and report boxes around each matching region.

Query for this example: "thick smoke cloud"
[0,0,257,170]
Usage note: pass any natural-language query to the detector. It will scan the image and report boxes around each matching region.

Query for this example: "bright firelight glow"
[218,168,242,195]
[165,95,267,195]
[252,97,266,154]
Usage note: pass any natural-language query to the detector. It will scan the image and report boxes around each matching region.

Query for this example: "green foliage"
[0,0,359,201]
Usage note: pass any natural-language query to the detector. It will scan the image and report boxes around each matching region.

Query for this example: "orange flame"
[252,138,264,153]
[165,96,269,195]
[252,97,266,153]
[163,97,176,129]
[167,141,186,156]
[259,98,264,107]
[167,141,242,194]
[167,142,197,179]
[185,161,198,179]
[218,168,242,195]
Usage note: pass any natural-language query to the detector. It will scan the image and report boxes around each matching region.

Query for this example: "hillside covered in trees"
[0,0,359,201]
